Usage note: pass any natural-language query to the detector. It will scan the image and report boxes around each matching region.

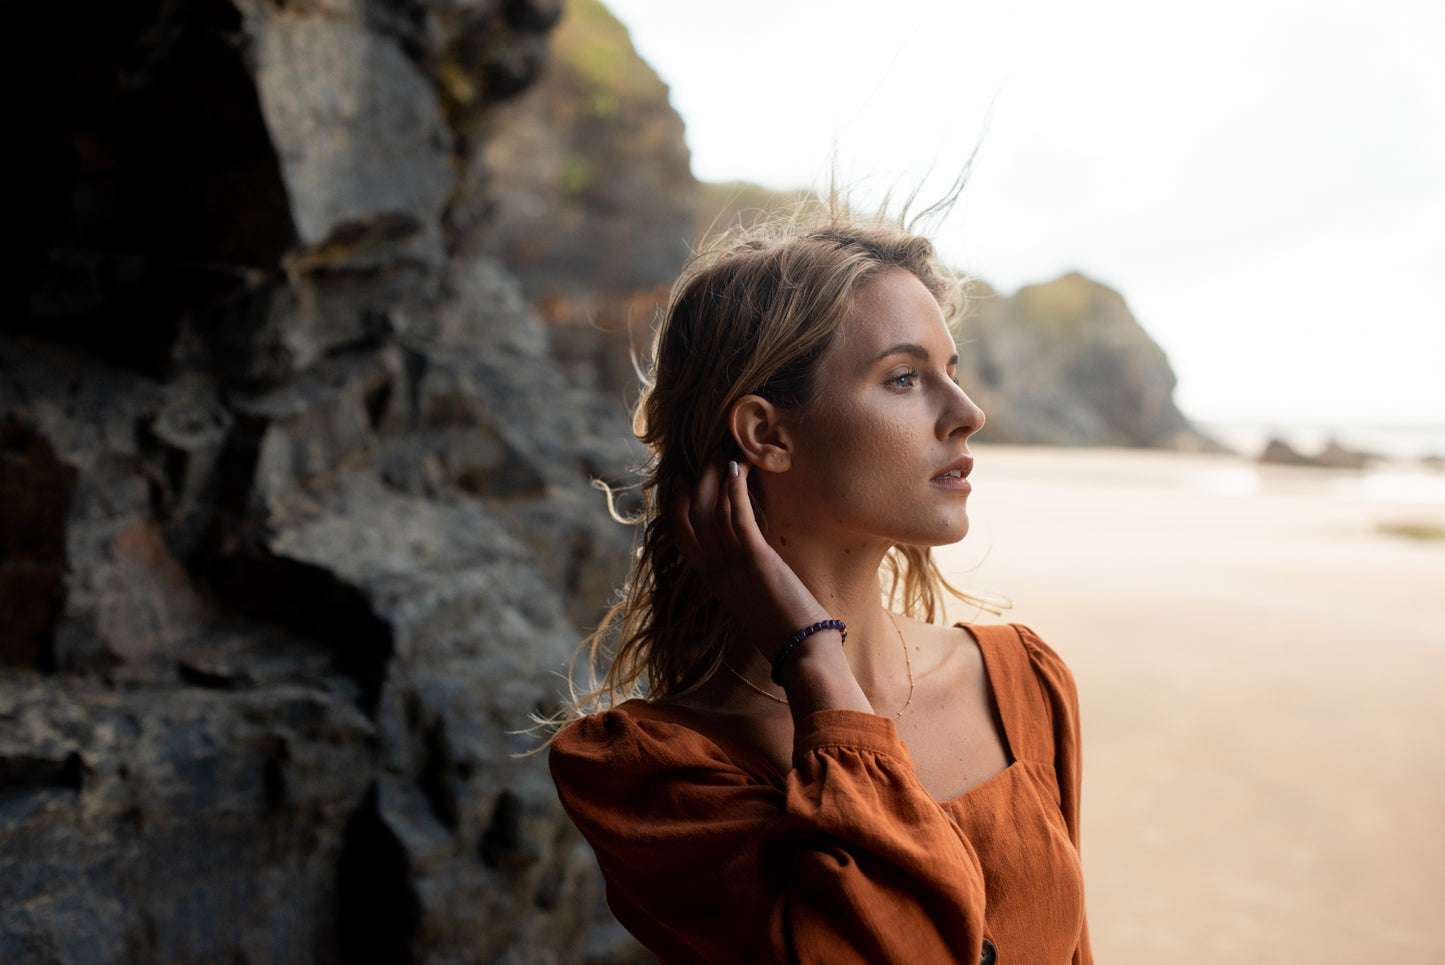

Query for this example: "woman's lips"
[931,472,972,492]
[932,455,974,491]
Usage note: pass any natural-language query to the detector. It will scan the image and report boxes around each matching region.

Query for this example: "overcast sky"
[598,0,1444,428]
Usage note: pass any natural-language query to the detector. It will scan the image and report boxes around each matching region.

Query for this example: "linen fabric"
[550,623,1091,964]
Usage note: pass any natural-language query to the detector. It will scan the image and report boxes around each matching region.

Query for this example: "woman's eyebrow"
[871,343,960,367]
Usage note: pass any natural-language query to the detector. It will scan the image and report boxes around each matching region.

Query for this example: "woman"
[548,204,1091,964]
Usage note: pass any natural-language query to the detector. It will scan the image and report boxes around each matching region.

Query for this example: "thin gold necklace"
[725,611,915,720]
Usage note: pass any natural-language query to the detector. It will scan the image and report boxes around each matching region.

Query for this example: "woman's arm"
[551,706,989,964]
[671,460,870,720]
[551,462,988,961]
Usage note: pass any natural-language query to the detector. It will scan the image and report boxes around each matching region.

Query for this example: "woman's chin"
[902,517,971,548]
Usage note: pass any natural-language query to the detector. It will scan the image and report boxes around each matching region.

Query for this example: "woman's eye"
[887,370,919,388]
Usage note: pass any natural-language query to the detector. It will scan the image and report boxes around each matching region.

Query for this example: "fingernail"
[729,460,739,478]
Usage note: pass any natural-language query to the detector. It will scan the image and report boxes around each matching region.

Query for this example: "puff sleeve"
[550,705,990,964]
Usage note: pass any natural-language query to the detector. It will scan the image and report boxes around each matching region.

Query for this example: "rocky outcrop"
[1259,437,1375,469]
[467,0,696,403]
[474,0,695,299]
[957,273,1207,448]
[1,1,646,962]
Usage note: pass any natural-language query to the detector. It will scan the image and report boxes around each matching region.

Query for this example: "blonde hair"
[559,197,998,724]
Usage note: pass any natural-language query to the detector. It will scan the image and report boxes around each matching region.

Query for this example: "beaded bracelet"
[770,619,847,685]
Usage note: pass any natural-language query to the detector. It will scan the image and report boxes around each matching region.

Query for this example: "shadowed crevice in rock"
[337,784,421,965]
[416,718,459,831]
[479,788,534,872]
[0,750,85,797]
[0,419,78,671]
[10,0,297,378]
[206,550,394,715]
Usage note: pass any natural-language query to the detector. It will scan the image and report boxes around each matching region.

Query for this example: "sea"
[1198,421,1445,463]
[1194,420,1445,504]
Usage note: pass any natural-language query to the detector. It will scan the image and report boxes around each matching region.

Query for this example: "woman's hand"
[671,460,831,664]
[672,460,873,716]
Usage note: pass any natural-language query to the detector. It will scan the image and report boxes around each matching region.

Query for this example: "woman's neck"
[769,532,909,696]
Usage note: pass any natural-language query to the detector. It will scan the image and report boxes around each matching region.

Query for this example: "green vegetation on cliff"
[478,0,695,295]
[1012,272,1104,334]
[553,0,669,117]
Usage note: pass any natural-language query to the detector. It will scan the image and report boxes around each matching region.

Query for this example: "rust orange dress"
[550,623,1091,964]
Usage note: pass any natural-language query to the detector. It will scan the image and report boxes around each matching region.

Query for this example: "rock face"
[2,1,647,962]
[472,0,697,401]
[957,273,1204,448]
[474,0,695,300]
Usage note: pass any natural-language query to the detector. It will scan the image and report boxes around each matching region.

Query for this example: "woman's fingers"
[725,459,762,546]
[675,463,738,577]
[669,460,833,658]
[670,481,705,570]
[713,461,739,543]
[672,461,751,579]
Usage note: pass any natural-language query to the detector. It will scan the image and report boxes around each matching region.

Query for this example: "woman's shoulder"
[552,699,709,762]
[549,699,774,787]
[957,621,1080,709]
[1012,623,1076,683]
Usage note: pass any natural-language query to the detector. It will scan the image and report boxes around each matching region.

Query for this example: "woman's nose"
[942,382,985,439]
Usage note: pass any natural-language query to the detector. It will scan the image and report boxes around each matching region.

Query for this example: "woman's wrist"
[773,629,872,716]
[770,620,847,684]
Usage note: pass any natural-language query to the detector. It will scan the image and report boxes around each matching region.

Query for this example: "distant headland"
[479,0,1213,451]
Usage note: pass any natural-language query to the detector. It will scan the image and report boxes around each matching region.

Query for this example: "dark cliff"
[2,1,644,962]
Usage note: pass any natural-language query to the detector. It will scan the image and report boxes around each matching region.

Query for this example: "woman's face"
[767,269,985,551]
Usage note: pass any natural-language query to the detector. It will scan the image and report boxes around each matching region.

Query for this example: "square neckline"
[936,622,1021,805]
[627,623,1029,803]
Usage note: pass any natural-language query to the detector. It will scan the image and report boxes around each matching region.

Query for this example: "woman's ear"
[730,395,792,472]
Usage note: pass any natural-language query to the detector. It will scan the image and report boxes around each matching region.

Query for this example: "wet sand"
[937,445,1445,965]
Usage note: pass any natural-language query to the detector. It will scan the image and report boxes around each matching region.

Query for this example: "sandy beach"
[938,445,1445,965]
